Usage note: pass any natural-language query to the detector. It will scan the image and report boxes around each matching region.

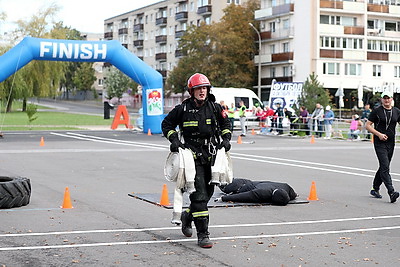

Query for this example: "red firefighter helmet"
[187,73,211,90]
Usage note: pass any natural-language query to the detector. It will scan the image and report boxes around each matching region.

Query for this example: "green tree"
[14,4,64,111]
[104,67,138,103]
[73,62,96,100]
[208,1,259,87]
[298,73,331,112]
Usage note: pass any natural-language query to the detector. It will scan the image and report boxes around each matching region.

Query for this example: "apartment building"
[255,0,400,107]
[104,0,248,84]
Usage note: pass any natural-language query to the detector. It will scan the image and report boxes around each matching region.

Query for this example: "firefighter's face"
[193,86,208,101]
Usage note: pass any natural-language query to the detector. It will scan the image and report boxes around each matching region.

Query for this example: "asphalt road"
[1,129,400,266]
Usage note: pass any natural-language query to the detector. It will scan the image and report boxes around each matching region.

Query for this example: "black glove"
[169,133,184,152]
[219,138,231,152]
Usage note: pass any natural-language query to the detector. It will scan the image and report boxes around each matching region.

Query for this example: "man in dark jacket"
[162,73,232,248]
[366,92,400,203]
[217,178,297,206]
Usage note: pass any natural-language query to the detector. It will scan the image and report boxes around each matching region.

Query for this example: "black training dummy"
[218,178,297,206]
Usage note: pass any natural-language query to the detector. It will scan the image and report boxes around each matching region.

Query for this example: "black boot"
[181,209,193,237]
[193,216,213,248]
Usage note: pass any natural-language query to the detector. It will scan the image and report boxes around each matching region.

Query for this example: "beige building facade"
[104,0,248,82]
[255,0,400,107]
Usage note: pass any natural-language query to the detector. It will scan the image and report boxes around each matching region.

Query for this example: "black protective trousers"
[189,162,214,214]
[373,141,396,194]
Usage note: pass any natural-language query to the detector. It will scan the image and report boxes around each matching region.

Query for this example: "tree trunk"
[22,98,27,112]
[6,96,13,113]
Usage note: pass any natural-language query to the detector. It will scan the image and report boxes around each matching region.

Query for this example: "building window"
[344,63,361,76]
[283,42,289,53]
[373,65,382,77]
[394,66,400,78]
[270,44,275,54]
[283,66,290,77]
[323,62,340,75]
[283,19,289,30]
[270,67,276,78]
[269,22,275,32]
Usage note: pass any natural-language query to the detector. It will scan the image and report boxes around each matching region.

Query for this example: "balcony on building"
[156,17,168,26]
[133,39,144,48]
[367,3,389,13]
[104,32,113,39]
[367,52,388,61]
[175,49,183,58]
[175,11,188,21]
[271,52,293,62]
[157,69,167,77]
[344,26,364,35]
[175,0,188,3]
[255,2,294,20]
[118,28,128,35]
[320,49,343,59]
[320,0,343,9]
[156,52,167,61]
[260,31,272,40]
[133,23,144,32]
[197,5,212,15]
[175,30,186,39]
[156,35,168,43]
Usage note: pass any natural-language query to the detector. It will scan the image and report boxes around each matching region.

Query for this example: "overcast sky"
[0,0,160,34]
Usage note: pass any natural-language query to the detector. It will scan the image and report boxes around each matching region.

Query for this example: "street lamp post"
[249,22,262,100]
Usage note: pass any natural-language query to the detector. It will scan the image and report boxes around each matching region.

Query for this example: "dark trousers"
[189,162,214,214]
[317,121,323,137]
[373,141,396,194]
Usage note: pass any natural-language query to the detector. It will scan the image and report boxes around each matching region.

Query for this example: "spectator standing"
[324,105,334,139]
[238,100,247,136]
[227,103,236,131]
[274,103,284,134]
[299,106,310,135]
[310,103,324,137]
[284,107,299,135]
[366,92,400,203]
[361,103,372,139]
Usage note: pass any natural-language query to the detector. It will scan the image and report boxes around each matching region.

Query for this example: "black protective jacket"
[220,178,297,203]
[162,95,231,163]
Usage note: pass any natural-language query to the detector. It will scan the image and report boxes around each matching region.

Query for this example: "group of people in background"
[248,102,375,140]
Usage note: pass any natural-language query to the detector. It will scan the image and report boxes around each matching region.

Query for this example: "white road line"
[232,155,375,178]
[1,225,400,251]
[65,132,168,148]
[50,132,167,150]
[1,214,399,237]
[232,152,400,176]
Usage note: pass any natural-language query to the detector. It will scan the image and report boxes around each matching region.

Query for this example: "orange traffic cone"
[237,135,242,144]
[307,181,319,201]
[159,184,171,206]
[61,187,74,209]
[147,128,152,136]
[251,128,255,135]
[40,136,45,146]
[310,135,315,144]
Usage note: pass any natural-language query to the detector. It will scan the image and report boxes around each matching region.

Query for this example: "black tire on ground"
[0,176,31,209]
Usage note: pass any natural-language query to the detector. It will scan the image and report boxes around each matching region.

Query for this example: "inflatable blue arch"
[0,37,163,134]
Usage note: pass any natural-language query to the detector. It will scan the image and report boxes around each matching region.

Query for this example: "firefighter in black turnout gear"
[162,73,232,248]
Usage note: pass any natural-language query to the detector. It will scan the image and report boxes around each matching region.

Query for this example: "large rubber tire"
[0,176,31,209]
